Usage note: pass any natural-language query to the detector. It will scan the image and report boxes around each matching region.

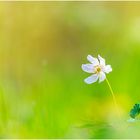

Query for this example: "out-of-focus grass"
[0,1,140,138]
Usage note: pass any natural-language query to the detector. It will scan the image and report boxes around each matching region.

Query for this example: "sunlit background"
[0,1,140,138]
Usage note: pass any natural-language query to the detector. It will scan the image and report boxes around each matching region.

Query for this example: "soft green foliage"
[0,1,139,138]
[130,104,140,119]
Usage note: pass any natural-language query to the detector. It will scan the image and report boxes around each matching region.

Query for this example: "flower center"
[95,66,101,73]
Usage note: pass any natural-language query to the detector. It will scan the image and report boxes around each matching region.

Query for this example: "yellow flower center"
[95,66,101,73]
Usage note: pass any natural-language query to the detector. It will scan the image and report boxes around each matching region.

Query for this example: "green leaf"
[130,103,140,118]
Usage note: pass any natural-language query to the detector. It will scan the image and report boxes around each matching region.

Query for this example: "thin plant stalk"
[106,78,120,118]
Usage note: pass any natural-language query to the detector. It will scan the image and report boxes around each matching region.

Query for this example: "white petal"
[81,64,95,73]
[84,74,98,84]
[98,55,105,66]
[104,65,112,74]
[87,55,99,66]
[99,72,106,83]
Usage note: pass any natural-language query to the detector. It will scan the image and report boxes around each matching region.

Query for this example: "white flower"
[82,54,112,84]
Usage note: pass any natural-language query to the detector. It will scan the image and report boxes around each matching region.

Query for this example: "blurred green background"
[0,1,140,138]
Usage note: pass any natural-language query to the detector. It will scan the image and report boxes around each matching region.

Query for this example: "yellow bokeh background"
[0,2,139,138]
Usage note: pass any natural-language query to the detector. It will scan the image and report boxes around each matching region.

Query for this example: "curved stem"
[106,78,120,118]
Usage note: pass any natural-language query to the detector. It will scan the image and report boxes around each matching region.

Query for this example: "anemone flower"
[82,55,112,84]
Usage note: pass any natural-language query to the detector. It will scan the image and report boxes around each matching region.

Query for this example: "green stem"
[106,78,120,117]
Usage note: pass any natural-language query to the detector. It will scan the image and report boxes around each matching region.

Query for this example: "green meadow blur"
[0,1,140,138]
